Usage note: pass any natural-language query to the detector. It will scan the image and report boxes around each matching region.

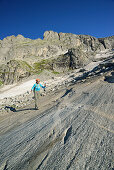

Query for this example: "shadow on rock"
[104,72,114,83]
[15,108,36,112]
[5,106,36,112]
[5,106,16,112]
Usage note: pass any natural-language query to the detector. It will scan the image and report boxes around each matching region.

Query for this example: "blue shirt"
[32,83,45,91]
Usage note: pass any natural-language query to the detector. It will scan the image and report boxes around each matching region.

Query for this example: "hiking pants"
[34,91,40,109]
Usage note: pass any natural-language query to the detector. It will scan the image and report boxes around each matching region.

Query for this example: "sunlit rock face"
[0,31,113,85]
[0,32,114,169]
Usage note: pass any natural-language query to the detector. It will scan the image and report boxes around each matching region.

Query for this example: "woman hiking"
[31,79,46,110]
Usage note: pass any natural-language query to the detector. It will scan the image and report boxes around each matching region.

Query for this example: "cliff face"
[0,32,114,170]
[0,31,114,85]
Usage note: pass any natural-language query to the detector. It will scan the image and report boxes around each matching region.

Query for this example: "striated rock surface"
[0,66,114,169]
[0,42,114,169]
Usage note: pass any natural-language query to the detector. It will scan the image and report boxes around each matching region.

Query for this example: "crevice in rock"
[36,153,48,170]
[98,39,107,49]
[64,126,72,144]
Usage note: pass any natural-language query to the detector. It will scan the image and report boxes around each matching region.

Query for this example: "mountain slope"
[0,67,114,170]
[0,31,114,170]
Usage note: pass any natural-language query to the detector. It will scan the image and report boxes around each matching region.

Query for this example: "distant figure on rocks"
[31,79,46,110]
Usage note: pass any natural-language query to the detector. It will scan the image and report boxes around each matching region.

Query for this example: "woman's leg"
[34,91,40,109]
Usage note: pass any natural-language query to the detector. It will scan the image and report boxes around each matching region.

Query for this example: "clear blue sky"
[0,0,114,40]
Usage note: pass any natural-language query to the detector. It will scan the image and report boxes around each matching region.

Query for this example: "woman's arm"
[40,83,46,88]
[31,84,36,91]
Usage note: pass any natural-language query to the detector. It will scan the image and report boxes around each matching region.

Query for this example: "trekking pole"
[44,82,46,91]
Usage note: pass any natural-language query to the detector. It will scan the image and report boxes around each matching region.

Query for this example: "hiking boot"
[35,107,39,110]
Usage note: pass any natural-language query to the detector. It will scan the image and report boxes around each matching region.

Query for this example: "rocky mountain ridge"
[0,31,114,170]
[0,31,114,85]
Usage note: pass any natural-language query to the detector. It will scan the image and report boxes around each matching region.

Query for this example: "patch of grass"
[52,71,60,74]
[33,59,52,71]
[31,69,43,75]
[0,80,3,86]
[34,61,45,70]
[0,71,10,74]
[18,60,33,70]
[8,60,33,71]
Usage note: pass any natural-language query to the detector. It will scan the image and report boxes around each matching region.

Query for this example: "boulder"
[52,48,91,72]
[0,60,32,84]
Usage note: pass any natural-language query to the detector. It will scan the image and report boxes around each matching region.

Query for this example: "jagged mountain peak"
[0,31,114,85]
